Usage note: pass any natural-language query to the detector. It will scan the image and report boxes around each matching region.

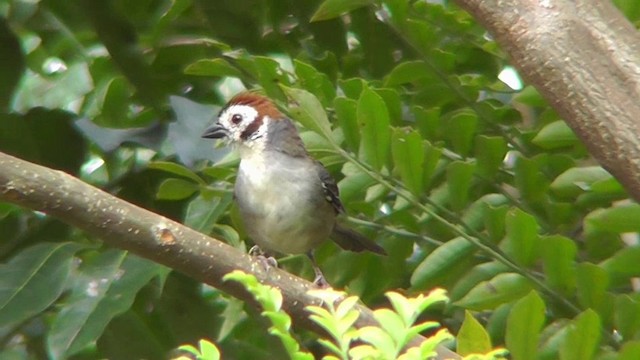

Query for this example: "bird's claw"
[249,245,278,272]
[313,273,330,288]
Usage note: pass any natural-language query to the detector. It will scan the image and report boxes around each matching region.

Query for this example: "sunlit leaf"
[457,311,492,356]
[506,291,545,360]
[560,310,601,360]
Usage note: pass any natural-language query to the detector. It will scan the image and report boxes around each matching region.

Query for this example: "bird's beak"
[201,123,229,139]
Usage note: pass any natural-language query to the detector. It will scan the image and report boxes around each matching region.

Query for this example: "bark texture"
[456,0,640,201]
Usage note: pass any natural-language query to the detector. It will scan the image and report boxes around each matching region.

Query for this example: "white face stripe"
[218,104,259,142]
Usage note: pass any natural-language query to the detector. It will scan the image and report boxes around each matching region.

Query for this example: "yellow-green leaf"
[506,291,546,360]
[457,311,492,356]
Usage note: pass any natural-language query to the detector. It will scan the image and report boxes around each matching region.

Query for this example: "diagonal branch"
[0,151,458,359]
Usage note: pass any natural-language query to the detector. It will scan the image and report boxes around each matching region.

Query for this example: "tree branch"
[455,0,640,201]
[0,151,458,359]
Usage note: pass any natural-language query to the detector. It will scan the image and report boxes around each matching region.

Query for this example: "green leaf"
[575,263,608,310]
[384,61,430,86]
[590,176,626,196]
[454,273,533,311]
[423,141,442,189]
[600,246,640,282]
[357,326,396,359]
[514,155,549,204]
[373,309,405,346]
[585,204,640,233]
[461,194,507,231]
[450,262,510,302]
[374,88,402,126]
[560,310,601,360]
[357,86,391,170]
[0,243,84,329]
[514,86,547,107]
[253,56,290,99]
[213,224,241,247]
[334,97,360,152]
[311,0,375,22]
[339,78,365,99]
[293,60,336,104]
[338,163,376,203]
[392,128,424,196]
[615,295,640,341]
[185,193,233,234]
[445,109,477,156]
[457,311,492,356]
[0,18,25,110]
[281,85,333,140]
[94,77,139,128]
[483,203,509,242]
[532,121,578,149]
[403,19,437,53]
[506,291,546,360]
[413,106,441,140]
[47,252,168,358]
[156,178,199,200]
[411,237,476,290]
[541,236,577,294]
[184,58,242,77]
[475,136,507,179]
[148,161,206,185]
[618,341,640,360]
[486,303,513,346]
[198,339,221,360]
[446,161,475,211]
[503,208,539,266]
[550,166,612,198]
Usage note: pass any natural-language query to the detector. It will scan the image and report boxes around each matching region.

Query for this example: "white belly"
[235,151,335,254]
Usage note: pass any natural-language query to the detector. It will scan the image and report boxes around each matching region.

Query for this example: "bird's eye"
[231,114,243,124]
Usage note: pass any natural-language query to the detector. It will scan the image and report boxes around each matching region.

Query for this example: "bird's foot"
[313,273,330,288]
[308,251,330,288]
[249,245,278,272]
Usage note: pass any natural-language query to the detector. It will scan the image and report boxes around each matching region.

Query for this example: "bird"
[202,92,386,285]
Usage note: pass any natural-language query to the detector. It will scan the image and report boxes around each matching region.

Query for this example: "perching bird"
[202,92,386,285]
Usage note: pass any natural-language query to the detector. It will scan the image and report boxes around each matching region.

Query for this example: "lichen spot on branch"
[1,180,22,201]
[153,223,176,245]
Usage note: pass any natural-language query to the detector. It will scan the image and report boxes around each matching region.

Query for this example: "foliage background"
[1,0,640,359]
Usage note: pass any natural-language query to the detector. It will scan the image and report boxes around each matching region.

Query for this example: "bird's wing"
[314,161,345,214]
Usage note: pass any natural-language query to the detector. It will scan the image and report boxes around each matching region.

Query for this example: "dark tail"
[331,224,387,256]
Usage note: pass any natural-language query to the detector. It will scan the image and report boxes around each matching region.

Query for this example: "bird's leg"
[249,245,277,272]
[307,252,330,288]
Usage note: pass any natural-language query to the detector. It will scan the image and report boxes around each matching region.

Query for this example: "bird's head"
[202,92,283,146]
